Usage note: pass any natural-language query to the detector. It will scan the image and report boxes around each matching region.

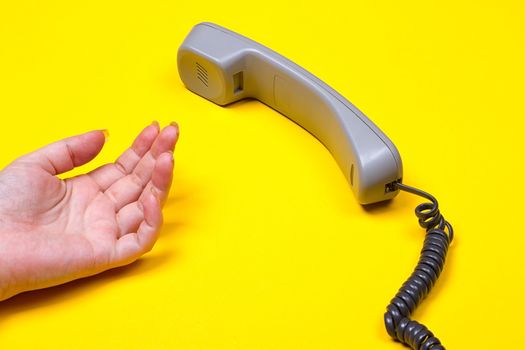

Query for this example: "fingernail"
[170,121,179,130]
[101,129,110,142]
[151,120,160,129]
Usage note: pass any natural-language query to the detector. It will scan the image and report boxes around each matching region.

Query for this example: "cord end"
[385,179,402,193]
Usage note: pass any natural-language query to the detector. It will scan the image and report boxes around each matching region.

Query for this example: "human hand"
[0,122,179,300]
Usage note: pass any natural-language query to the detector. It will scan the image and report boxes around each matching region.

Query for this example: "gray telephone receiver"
[177,22,402,205]
[178,23,453,350]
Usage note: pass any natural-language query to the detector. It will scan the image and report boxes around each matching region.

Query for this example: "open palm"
[0,122,178,300]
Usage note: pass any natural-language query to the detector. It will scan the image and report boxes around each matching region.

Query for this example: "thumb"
[16,130,108,175]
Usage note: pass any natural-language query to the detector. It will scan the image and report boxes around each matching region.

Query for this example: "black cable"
[384,182,453,350]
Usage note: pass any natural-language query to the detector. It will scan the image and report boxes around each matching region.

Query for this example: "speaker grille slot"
[196,62,209,87]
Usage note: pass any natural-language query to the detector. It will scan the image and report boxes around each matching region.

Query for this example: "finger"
[116,121,161,173]
[116,152,174,236]
[104,125,178,210]
[116,202,143,237]
[138,151,175,206]
[125,123,178,189]
[88,122,159,190]
[104,170,149,212]
[150,122,179,158]
[112,191,162,266]
[16,130,107,175]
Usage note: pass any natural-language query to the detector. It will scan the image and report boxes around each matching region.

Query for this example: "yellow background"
[0,1,524,349]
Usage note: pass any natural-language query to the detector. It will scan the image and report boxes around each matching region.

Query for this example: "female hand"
[0,122,179,300]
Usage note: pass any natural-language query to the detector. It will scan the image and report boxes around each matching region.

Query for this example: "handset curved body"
[178,22,402,204]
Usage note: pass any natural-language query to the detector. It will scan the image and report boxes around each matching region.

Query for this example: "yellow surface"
[0,1,524,349]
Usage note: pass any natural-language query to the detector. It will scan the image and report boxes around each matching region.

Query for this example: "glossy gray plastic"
[178,22,402,204]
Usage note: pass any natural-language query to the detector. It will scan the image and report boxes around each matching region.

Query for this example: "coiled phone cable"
[384,182,453,350]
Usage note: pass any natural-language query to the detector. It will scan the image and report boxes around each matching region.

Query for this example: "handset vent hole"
[196,62,209,87]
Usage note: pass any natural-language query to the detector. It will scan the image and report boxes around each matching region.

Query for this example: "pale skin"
[0,121,179,301]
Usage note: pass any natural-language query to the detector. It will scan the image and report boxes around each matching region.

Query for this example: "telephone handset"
[177,22,402,205]
[178,23,453,350]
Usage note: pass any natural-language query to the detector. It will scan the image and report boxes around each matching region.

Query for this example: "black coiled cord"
[384,182,453,350]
